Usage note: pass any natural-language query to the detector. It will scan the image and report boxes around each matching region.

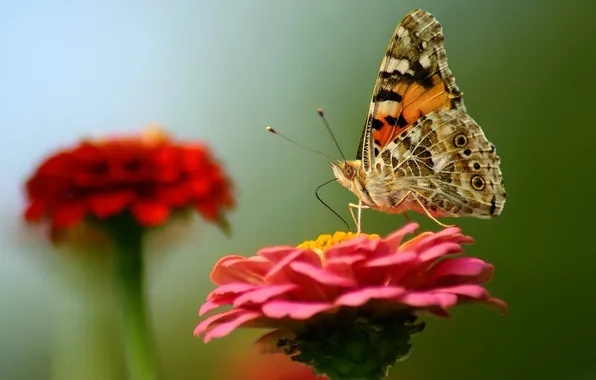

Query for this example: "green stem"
[108,217,158,380]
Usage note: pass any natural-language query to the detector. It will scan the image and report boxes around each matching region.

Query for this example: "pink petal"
[483,298,508,314]
[199,299,232,316]
[398,291,458,309]
[211,255,271,285]
[262,300,333,319]
[257,246,303,262]
[203,311,262,343]
[335,286,406,307]
[210,256,250,284]
[194,309,245,336]
[384,223,419,250]
[432,226,462,240]
[453,234,474,245]
[324,255,367,281]
[325,236,383,260]
[418,242,465,262]
[207,282,257,300]
[431,286,508,314]
[234,284,297,307]
[422,308,451,318]
[289,261,356,287]
[265,249,322,284]
[365,251,417,268]
[434,284,489,298]
[431,257,490,276]
[326,254,367,266]
[413,227,473,252]
[405,230,455,252]
[429,258,494,284]
[398,232,433,252]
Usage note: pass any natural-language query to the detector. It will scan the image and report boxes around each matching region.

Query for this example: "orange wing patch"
[371,74,451,149]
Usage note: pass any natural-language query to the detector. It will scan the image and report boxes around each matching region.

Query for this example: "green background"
[1,0,594,379]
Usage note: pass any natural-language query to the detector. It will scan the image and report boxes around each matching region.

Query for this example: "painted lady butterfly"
[331,9,506,232]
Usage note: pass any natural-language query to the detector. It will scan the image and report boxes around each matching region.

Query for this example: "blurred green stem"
[108,218,158,380]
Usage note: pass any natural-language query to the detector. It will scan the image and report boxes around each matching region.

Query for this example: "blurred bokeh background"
[1,0,594,379]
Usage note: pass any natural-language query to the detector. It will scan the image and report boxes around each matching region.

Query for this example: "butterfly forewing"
[357,9,464,171]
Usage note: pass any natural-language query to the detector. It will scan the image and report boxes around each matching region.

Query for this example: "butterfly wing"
[386,108,506,218]
[357,9,463,171]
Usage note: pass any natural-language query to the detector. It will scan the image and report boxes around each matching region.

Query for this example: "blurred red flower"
[23,127,234,240]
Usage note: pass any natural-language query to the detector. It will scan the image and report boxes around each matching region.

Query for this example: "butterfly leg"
[389,192,420,235]
[411,193,455,228]
[402,211,419,235]
[402,211,412,223]
[348,201,370,235]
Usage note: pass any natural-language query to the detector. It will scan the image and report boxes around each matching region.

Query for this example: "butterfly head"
[331,160,363,193]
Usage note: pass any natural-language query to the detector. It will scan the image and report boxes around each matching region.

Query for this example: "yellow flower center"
[297,231,380,251]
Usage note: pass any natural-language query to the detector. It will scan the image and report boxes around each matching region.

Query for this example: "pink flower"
[195,223,506,379]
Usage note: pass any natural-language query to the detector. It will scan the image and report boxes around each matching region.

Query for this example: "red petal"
[182,145,208,172]
[152,147,180,181]
[89,191,135,219]
[156,184,190,207]
[52,202,87,228]
[131,201,170,226]
[196,201,219,220]
[24,201,47,221]
[190,178,212,198]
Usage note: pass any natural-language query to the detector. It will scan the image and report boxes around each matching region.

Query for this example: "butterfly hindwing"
[357,9,464,171]
[378,108,506,218]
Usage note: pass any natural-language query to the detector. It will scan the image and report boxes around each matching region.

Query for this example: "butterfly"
[331,8,506,233]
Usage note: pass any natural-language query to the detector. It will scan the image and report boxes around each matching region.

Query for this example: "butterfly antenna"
[317,108,346,161]
[266,126,335,160]
[316,178,352,232]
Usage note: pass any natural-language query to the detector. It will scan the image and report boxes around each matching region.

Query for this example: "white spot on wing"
[385,57,399,72]
[419,52,431,69]
[396,59,410,74]
[408,128,422,144]
[378,101,400,115]
[433,155,449,171]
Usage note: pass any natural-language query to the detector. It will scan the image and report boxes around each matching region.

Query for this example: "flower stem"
[108,217,158,380]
